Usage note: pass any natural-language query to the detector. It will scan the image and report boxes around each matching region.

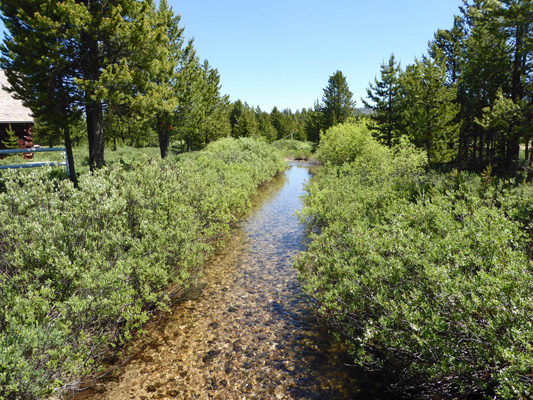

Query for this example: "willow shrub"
[295,124,533,398]
[315,120,377,166]
[271,139,314,160]
[0,138,285,399]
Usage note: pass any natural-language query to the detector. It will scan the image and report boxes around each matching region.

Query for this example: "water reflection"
[76,162,392,400]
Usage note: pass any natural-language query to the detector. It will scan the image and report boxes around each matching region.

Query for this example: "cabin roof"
[0,70,34,124]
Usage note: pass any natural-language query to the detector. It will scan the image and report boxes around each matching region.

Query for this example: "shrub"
[315,121,377,166]
[296,133,533,398]
[271,139,314,160]
[0,138,285,399]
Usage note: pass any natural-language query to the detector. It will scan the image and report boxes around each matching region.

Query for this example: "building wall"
[0,123,34,159]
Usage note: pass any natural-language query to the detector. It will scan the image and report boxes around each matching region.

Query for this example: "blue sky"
[0,0,464,112]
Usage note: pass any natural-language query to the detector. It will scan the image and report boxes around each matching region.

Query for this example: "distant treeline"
[1,0,530,178]
[0,0,364,175]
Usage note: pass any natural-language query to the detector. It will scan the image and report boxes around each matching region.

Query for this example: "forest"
[0,0,532,398]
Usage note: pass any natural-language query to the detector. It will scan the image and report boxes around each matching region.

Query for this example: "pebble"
[73,164,393,400]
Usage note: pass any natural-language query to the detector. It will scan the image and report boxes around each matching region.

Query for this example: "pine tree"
[461,1,511,165]
[197,60,230,145]
[320,70,355,131]
[304,101,323,144]
[174,41,204,151]
[477,88,532,163]
[291,109,308,141]
[490,0,532,164]
[449,0,532,167]
[363,54,402,147]
[229,100,245,137]
[233,111,258,138]
[147,0,185,158]
[230,101,257,138]
[0,0,164,170]
[429,15,466,86]
[270,106,286,139]
[2,124,19,149]
[257,111,277,142]
[0,0,82,181]
[399,56,461,165]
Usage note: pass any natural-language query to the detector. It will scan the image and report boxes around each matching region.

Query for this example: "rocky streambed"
[73,162,392,400]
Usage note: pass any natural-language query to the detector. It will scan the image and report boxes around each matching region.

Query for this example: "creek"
[76,162,390,400]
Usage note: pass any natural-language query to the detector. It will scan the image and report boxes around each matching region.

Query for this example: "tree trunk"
[506,135,520,166]
[504,27,525,168]
[81,24,105,170]
[63,124,77,187]
[158,127,169,159]
[426,140,432,169]
[511,26,524,103]
[86,101,105,170]
[478,129,483,165]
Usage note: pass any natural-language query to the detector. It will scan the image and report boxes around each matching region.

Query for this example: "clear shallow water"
[75,163,391,400]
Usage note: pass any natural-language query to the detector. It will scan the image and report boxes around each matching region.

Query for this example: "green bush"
[271,139,314,160]
[0,138,285,399]
[169,140,186,155]
[315,121,377,166]
[296,132,533,398]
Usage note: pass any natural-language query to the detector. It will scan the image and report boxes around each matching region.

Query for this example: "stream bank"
[72,162,392,400]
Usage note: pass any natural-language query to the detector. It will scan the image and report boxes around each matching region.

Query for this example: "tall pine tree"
[0,0,164,170]
[363,54,403,147]
[399,56,461,165]
[197,60,230,146]
[0,0,82,181]
[320,70,355,132]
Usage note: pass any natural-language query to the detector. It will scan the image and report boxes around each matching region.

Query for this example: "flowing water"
[75,162,391,400]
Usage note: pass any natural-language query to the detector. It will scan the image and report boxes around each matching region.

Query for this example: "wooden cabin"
[0,70,34,159]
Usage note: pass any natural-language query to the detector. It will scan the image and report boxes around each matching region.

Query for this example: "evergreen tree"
[0,0,84,180]
[229,100,245,136]
[320,70,355,131]
[459,0,513,165]
[270,106,287,139]
[233,112,258,138]
[291,108,309,141]
[429,15,466,86]
[444,0,533,167]
[229,101,257,138]
[304,100,323,144]
[1,124,19,149]
[148,0,185,158]
[489,0,532,164]
[363,54,403,147]
[399,56,461,165]
[197,60,230,145]
[282,108,297,139]
[477,88,532,163]
[257,111,277,142]
[0,0,164,170]
[174,42,204,151]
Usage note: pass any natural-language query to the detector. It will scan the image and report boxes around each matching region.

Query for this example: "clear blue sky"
[0,0,464,112]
